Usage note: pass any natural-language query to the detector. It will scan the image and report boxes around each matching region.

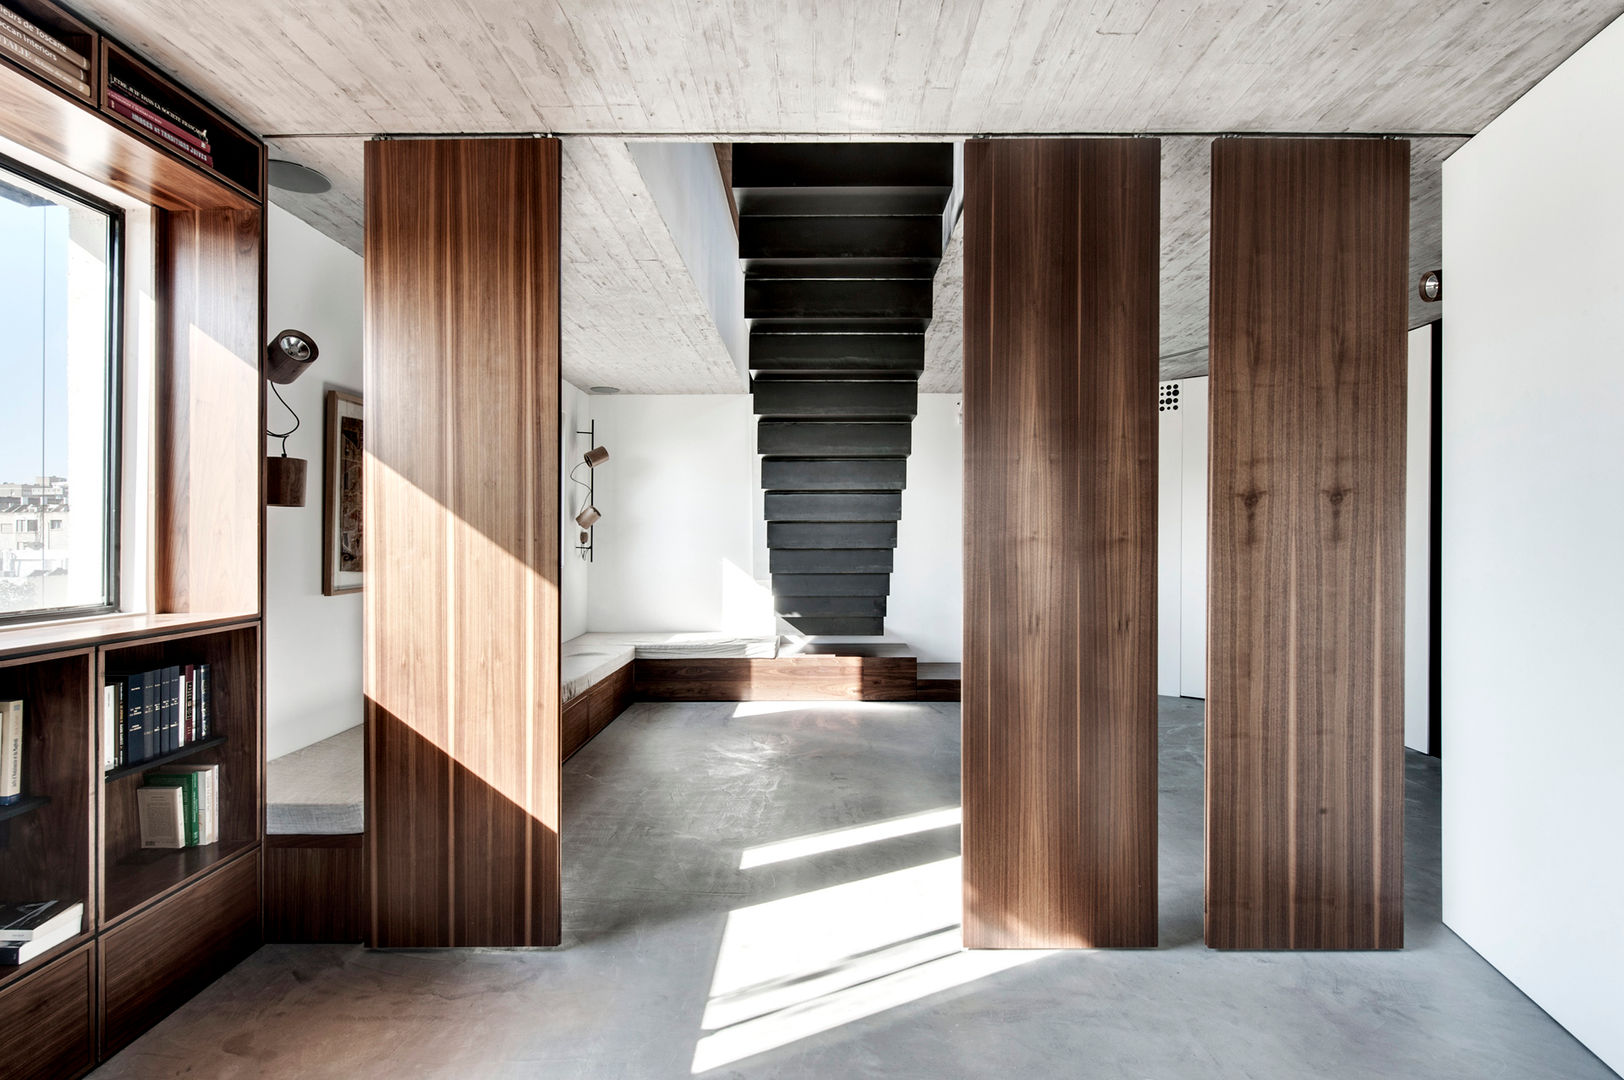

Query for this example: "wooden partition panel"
[962,138,1160,949]
[1206,138,1407,950]
[156,207,263,615]
[364,137,562,947]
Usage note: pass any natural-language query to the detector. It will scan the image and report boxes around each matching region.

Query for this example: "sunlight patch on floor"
[692,856,1051,1073]
[739,807,961,869]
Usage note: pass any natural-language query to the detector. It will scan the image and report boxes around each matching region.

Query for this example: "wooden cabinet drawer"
[562,694,591,760]
[0,945,95,1080]
[100,850,261,1055]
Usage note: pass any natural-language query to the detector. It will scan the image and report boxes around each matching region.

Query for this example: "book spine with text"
[0,700,22,803]
[0,25,89,97]
[107,95,215,168]
[198,665,211,738]
[107,74,208,142]
[106,88,212,154]
[0,5,88,66]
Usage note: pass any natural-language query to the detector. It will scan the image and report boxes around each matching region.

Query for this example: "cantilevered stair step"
[744,278,933,322]
[761,457,907,491]
[750,333,924,379]
[758,422,911,458]
[740,215,943,261]
[733,143,953,217]
[768,521,898,549]
[775,595,887,618]
[769,548,894,575]
[753,380,918,420]
[780,615,887,636]
[771,574,891,597]
[764,492,902,522]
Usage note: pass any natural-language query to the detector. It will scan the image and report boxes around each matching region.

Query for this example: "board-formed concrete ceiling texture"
[77,0,1621,391]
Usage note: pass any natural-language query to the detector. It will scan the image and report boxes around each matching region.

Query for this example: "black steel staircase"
[734,143,954,636]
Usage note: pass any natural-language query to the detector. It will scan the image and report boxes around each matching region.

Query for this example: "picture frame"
[322,388,364,595]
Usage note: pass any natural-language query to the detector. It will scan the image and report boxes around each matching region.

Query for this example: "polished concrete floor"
[94,699,1616,1079]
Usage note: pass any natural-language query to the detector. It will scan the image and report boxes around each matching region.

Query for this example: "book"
[136,784,185,848]
[143,771,201,846]
[0,900,83,942]
[0,915,82,965]
[121,675,145,768]
[164,665,182,753]
[0,26,90,98]
[102,681,118,771]
[108,96,215,168]
[198,665,211,738]
[0,6,88,68]
[182,664,194,743]
[107,88,211,154]
[107,74,208,143]
[0,700,22,804]
[148,763,218,845]
[110,678,125,767]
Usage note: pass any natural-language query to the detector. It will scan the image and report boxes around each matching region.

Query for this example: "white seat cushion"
[266,726,363,835]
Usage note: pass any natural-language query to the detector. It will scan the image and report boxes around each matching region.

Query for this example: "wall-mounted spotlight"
[264,329,320,507]
[1418,270,1442,303]
[570,422,610,561]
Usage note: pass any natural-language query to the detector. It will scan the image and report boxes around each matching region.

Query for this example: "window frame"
[0,152,125,626]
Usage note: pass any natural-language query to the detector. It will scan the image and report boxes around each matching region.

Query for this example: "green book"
[142,772,202,846]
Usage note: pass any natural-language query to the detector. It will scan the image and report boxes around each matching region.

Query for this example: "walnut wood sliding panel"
[1206,138,1407,951]
[364,137,562,947]
[155,208,263,615]
[962,139,1159,949]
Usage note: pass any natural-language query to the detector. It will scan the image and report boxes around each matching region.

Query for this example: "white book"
[102,683,118,771]
[136,785,186,849]
[0,700,23,803]
[0,916,83,965]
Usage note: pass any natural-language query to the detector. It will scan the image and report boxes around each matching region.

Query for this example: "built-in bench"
[265,726,366,943]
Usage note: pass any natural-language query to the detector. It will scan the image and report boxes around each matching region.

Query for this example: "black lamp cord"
[568,460,593,517]
[265,382,299,457]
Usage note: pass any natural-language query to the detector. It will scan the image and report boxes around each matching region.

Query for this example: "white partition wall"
[1404,326,1433,753]
[1156,376,1208,699]
[1441,14,1624,1073]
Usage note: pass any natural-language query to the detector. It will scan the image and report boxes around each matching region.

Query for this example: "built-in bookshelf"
[0,0,265,1071]
[0,0,96,104]
[100,41,263,201]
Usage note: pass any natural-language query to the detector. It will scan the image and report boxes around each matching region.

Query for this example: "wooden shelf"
[0,929,92,995]
[0,793,50,822]
[0,0,97,106]
[104,839,255,924]
[0,613,257,663]
[100,40,263,202]
[104,735,225,782]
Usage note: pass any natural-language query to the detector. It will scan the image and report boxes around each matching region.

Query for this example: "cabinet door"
[562,694,591,760]
[101,851,261,1055]
[0,946,95,1080]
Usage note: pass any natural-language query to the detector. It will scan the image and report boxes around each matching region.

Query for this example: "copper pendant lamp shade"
[583,446,610,468]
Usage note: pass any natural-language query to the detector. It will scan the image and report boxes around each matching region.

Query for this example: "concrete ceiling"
[76,0,1622,391]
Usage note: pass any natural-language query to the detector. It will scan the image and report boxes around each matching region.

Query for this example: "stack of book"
[0,699,22,806]
[106,73,212,168]
[103,664,212,772]
[0,4,89,98]
[0,900,83,965]
[136,764,220,850]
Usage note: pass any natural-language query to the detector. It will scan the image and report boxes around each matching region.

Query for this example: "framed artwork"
[322,388,364,595]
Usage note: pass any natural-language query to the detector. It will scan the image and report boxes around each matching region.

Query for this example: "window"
[0,157,121,622]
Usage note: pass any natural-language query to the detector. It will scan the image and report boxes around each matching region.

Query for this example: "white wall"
[1156,377,1208,698]
[1404,326,1433,753]
[581,393,965,661]
[885,395,962,663]
[263,205,364,759]
[585,395,770,634]
[1442,15,1624,1073]
[561,381,593,640]
[626,142,749,380]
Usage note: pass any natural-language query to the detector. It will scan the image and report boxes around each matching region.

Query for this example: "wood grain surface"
[962,138,1160,949]
[99,850,260,1055]
[634,656,917,702]
[364,137,562,948]
[264,834,366,943]
[0,944,95,1080]
[1206,137,1407,951]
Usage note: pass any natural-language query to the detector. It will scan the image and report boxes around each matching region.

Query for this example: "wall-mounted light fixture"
[570,421,610,560]
[1418,269,1442,303]
[265,329,320,507]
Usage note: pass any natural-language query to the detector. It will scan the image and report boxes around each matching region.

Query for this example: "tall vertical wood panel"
[364,137,562,947]
[1206,138,1407,950]
[156,207,263,616]
[962,138,1160,949]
